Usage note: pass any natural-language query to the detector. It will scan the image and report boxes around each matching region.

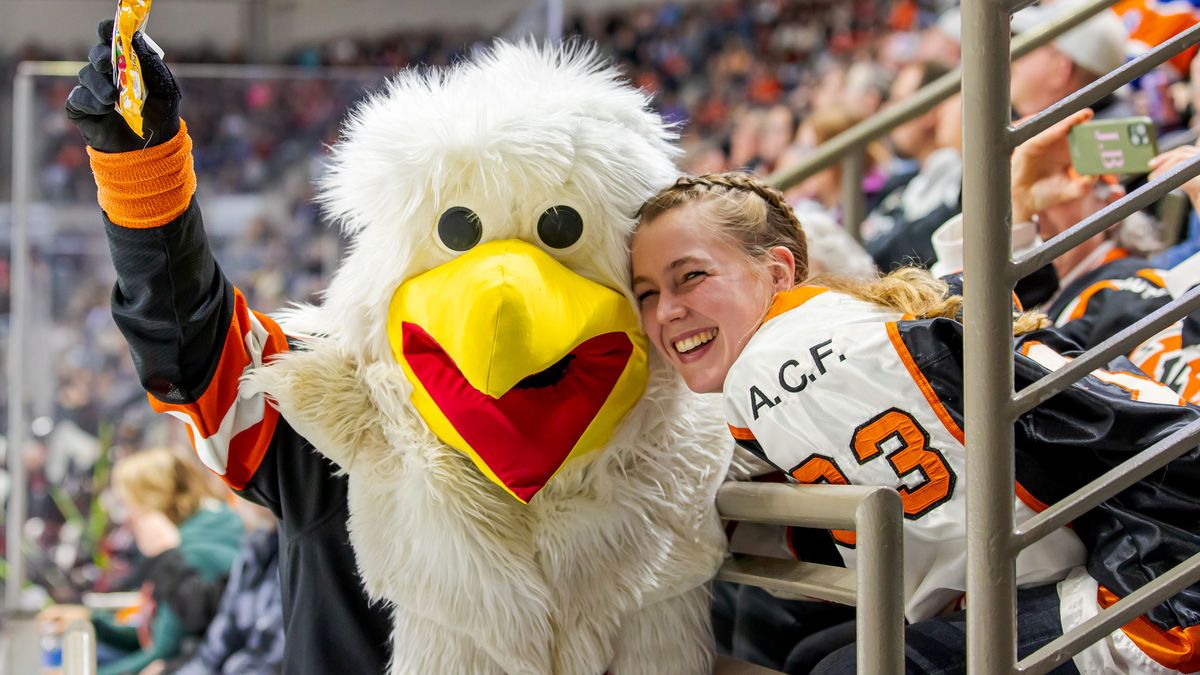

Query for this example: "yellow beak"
[387,239,648,502]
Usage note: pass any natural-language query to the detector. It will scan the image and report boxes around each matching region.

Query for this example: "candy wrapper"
[111,0,160,138]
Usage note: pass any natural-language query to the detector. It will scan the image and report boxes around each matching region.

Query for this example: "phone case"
[1068,117,1159,176]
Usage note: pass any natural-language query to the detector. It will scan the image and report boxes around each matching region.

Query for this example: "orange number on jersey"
[851,408,956,519]
[789,454,857,546]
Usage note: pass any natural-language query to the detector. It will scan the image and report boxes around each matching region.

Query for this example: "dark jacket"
[171,528,285,675]
[94,505,243,675]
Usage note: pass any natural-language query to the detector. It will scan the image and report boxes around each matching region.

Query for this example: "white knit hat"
[1011,1,1128,76]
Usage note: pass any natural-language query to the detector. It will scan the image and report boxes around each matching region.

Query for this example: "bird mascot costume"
[69,15,733,674]
[251,43,733,673]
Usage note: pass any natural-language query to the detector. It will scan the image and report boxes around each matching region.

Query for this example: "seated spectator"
[40,449,243,675]
[916,7,961,67]
[1010,1,1129,118]
[929,108,1200,405]
[728,108,765,172]
[140,501,283,675]
[1054,140,1200,404]
[860,60,963,269]
[756,104,799,175]
[785,107,889,218]
[930,107,1162,310]
[842,60,893,119]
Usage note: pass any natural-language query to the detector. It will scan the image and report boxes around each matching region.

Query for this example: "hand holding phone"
[1068,117,1159,175]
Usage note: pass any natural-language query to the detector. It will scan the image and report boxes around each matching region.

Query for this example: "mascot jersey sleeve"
[723,287,1200,674]
[88,124,392,675]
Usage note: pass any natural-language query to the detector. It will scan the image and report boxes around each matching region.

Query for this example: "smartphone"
[1068,117,1159,175]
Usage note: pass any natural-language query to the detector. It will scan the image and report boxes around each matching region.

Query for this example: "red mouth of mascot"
[401,322,633,502]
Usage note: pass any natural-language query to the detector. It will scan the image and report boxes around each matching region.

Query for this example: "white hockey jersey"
[722,287,1086,622]
[723,286,1200,673]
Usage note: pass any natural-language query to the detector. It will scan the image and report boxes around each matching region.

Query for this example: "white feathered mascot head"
[247,41,733,674]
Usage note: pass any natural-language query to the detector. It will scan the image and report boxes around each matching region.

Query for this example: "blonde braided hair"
[636,171,1049,335]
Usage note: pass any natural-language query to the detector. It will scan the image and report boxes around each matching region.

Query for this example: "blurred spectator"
[1010,2,1129,118]
[843,60,893,118]
[860,60,962,269]
[782,106,890,218]
[916,7,961,67]
[40,449,243,675]
[1114,0,1200,79]
[756,105,799,174]
[146,502,283,675]
[875,59,952,189]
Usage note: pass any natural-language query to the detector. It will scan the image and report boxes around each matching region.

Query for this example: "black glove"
[65,19,181,153]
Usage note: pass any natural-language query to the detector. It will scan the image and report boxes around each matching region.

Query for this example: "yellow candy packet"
[111,0,154,138]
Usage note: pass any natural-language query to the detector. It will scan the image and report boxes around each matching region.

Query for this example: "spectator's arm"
[1149,143,1200,213]
[1011,108,1097,224]
[97,606,185,675]
[91,613,142,653]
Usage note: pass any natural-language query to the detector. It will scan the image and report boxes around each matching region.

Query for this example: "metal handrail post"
[63,619,98,675]
[961,0,1018,672]
[6,65,34,614]
[715,482,904,674]
[841,150,866,241]
[855,487,905,675]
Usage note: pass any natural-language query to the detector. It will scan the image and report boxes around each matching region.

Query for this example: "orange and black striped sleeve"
[91,123,288,492]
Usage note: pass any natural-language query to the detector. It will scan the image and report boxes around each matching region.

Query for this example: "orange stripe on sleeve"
[1067,280,1119,321]
[149,289,289,490]
[1137,269,1167,288]
[87,121,197,229]
[1014,482,1051,514]
[1098,585,1200,672]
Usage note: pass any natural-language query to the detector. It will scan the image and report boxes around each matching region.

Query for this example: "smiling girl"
[630,171,1200,674]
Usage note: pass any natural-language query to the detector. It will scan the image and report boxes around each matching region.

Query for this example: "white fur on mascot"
[245,42,733,674]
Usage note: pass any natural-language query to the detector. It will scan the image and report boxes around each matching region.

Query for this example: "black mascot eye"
[536,205,584,249]
[437,207,482,252]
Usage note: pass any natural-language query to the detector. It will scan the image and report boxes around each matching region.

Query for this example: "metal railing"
[769,0,1123,236]
[959,1,1200,673]
[714,482,905,674]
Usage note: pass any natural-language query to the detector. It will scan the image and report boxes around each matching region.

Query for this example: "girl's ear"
[766,245,796,291]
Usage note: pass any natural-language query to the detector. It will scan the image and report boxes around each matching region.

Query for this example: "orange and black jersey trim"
[1047,254,1170,351]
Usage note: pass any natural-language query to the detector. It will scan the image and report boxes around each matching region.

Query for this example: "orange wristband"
[87,120,196,229]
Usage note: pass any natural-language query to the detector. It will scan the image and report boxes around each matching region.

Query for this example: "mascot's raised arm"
[67,17,734,675]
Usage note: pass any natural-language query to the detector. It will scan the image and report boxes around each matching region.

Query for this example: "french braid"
[638,171,810,283]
